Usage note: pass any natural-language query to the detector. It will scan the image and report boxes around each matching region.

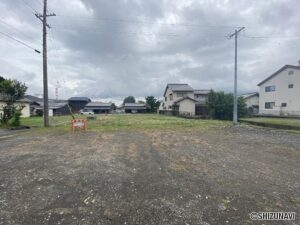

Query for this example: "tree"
[111,103,116,110]
[0,77,27,126]
[145,96,160,113]
[123,96,136,104]
[207,90,247,120]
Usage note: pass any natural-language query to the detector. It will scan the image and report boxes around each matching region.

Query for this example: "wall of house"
[245,96,259,108]
[0,101,30,118]
[163,87,194,110]
[259,67,300,116]
[178,99,196,115]
[194,94,208,103]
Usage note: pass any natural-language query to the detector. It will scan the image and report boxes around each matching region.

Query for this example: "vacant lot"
[1,115,299,225]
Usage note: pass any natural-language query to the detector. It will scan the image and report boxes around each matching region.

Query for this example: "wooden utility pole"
[35,0,55,127]
[229,27,245,124]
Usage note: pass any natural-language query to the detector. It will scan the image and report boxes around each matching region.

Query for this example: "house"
[240,92,259,115]
[84,102,111,114]
[257,64,300,116]
[25,95,70,116]
[160,84,209,116]
[0,94,31,118]
[122,103,146,113]
[68,97,91,113]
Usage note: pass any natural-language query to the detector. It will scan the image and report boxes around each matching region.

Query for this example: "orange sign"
[71,119,87,131]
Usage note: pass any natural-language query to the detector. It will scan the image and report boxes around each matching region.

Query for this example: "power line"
[20,0,38,13]
[0,30,40,53]
[0,19,42,45]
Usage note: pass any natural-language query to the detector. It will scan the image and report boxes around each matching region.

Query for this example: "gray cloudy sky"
[0,0,299,102]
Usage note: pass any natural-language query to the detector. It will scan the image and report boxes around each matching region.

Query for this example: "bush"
[207,90,247,120]
[8,110,22,127]
[36,109,43,117]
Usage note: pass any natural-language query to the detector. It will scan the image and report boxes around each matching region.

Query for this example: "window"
[265,102,275,109]
[176,92,187,98]
[169,93,173,101]
[281,103,287,107]
[265,85,276,92]
[288,84,294,88]
[288,70,294,75]
[165,97,167,101]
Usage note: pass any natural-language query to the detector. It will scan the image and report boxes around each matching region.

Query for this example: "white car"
[80,109,94,115]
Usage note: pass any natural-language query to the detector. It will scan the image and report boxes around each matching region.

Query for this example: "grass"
[20,114,231,132]
[240,117,300,127]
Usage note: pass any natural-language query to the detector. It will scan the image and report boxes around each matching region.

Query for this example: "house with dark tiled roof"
[121,103,146,113]
[160,84,209,116]
[68,97,91,113]
[83,102,112,114]
[25,95,70,116]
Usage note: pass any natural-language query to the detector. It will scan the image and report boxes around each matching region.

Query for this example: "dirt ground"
[0,125,299,225]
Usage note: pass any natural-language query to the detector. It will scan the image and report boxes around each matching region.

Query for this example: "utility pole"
[229,27,245,124]
[35,0,55,127]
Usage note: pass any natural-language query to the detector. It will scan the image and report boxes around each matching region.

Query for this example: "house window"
[281,103,287,107]
[265,102,275,109]
[177,92,187,98]
[165,97,167,101]
[169,93,173,101]
[288,70,294,75]
[288,84,294,88]
[265,85,275,92]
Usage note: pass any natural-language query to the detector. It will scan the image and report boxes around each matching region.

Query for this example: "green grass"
[240,117,300,127]
[21,114,230,132]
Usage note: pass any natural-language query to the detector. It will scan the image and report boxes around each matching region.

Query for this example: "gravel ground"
[0,124,299,225]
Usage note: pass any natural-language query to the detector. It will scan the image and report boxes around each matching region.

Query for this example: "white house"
[257,64,300,116]
[0,97,31,118]
[161,84,209,116]
[240,92,259,114]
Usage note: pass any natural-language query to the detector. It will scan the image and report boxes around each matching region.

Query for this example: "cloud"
[0,0,299,101]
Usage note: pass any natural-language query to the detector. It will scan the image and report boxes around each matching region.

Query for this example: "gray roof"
[164,84,194,96]
[194,89,210,95]
[0,93,32,103]
[124,103,146,107]
[257,65,300,86]
[173,96,198,104]
[68,97,91,102]
[36,101,68,109]
[85,102,111,107]
[25,95,42,102]
[240,92,259,99]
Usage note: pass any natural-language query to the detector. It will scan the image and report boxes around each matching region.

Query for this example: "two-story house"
[258,64,300,116]
[161,84,209,116]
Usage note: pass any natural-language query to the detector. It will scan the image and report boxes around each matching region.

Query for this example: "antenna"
[55,80,61,100]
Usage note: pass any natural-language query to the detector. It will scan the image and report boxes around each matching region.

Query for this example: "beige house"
[161,84,209,116]
[0,98,31,118]
[240,92,259,114]
[257,64,300,116]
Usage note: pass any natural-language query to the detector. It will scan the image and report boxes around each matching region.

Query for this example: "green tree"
[207,90,247,120]
[0,77,27,126]
[145,96,160,113]
[123,96,136,104]
[111,103,116,110]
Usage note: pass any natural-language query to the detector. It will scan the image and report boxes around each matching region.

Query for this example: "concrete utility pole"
[35,0,55,127]
[229,27,245,124]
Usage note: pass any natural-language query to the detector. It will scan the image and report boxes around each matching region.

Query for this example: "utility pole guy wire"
[228,27,245,125]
